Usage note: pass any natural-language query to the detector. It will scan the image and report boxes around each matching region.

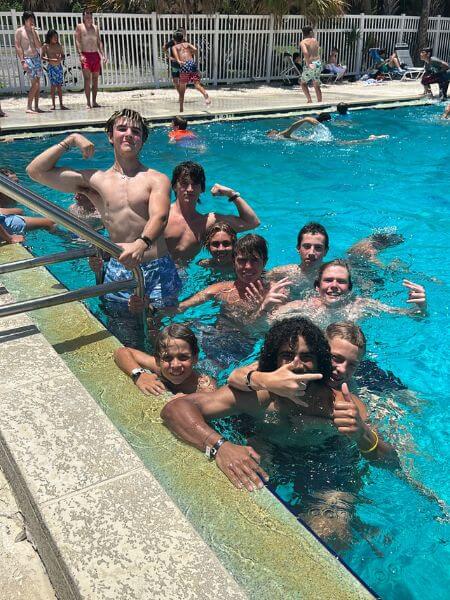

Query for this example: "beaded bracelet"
[58,141,70,151]
[228,192,240,202]
[360,429,379,453]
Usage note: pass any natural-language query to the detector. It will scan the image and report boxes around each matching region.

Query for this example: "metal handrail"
[0,247,96,275]
[0,174,146,316]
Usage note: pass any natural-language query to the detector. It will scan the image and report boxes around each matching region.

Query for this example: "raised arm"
[210,183,260,231]
[26,133,96,194]
[366,279,427,317]
[279,118,317,138]
[333,383,398,463]
[161,386,269,491]
[228,360,322,406]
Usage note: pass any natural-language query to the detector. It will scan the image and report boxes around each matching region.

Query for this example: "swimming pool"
[3,103,450,599]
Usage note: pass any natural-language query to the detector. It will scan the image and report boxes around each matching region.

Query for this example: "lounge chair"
[394,43,424,81]
[279,51,302,84]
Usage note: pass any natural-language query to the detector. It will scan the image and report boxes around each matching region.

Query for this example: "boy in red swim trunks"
[75,10,107,108]
[172,31,210,113]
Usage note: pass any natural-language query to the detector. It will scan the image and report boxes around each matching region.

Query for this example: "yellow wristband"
[360,429,378,453]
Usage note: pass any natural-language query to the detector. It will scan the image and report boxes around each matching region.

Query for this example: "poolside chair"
[279,51,302,84]
[394,43,424,81]
[367,48,393,80]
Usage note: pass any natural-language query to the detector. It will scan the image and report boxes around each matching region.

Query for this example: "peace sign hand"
[403,279,427,310]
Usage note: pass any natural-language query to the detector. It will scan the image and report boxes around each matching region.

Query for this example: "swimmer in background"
[272,259,427,325]
[68,192,103,230]
[171,30,210,113]
[347,231,405,269]
[114,323,216,397]
[267,113,331,141]
[165,161,260,265]
[168,115,197,143]
[333,102,352,124]
[197,222,237,275]
[339,134,389,145]
[441,104,450,118]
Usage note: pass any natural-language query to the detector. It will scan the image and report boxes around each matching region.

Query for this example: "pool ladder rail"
[0,174,146,319]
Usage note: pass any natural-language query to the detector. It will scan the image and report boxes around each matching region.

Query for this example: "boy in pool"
[165,161,260,265]
[197,222,237,275]
[114,324,216,396]
[272,259,427,326]
[267,113,331,140]
[161,317,396,491]
[41,29,69,110]
[168,116,197,143]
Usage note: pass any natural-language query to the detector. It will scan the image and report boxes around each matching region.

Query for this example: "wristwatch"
[205,437,226,460]
[131,367,145,383]
[138,235,153,248]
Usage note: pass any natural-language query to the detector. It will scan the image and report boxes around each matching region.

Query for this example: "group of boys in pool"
[21,107,428,540]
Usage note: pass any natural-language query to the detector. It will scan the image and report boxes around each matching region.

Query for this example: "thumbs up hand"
[332,382,365,441]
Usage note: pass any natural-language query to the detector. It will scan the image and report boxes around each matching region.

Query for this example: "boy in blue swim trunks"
[42,29,68,110]
[27,108,181,347]
[14,11,44,114]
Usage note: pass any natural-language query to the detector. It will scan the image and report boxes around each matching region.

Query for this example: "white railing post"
[10,9,26,94]
[398,13,406,43]
[355,13,365,75]
[433,16,442,56]
[213,12,219,86]
[151,12,160,87]
[265,14,274,82]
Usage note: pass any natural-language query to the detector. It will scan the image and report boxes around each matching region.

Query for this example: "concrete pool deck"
[0,79,433,134]
[0,242,375,599]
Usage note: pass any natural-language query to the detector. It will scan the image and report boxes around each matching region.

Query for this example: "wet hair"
[203,221,237,250]
[154,324,199,361]
[22,11,35,24]
[297,222,329,250]
[258,317,332,381]
[172,116,188,130]
[45,29,58,44]
[337,102,348,115]
[105,108,149,143]
[174,31,184,43]
[0,167,16,178]
[317,112,331,123]
[370,231,404,249]
[315,259,353,291]
[171,161,206,193]
[421,47,432,55]
[326,322,366,354]
[232,234,268,265]
[302,26,313,36]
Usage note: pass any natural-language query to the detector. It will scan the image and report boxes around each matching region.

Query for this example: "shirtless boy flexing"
[26,109,181,314]
[75,10,107,108]
[14,11,43,114]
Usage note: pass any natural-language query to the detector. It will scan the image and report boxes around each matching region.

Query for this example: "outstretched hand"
[403,279,426,310]
[215,441,269,492]
[245,278,291,313]
[332,382,365,441]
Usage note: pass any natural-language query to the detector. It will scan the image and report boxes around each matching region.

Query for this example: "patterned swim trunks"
[180,60,200,84]
[103,254,182,308]
[301,60,323,83]
[24,54,43,80]
[0,213,26,235]
[48,63,63,86]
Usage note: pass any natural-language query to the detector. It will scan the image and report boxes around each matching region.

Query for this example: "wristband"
[360,429,379,453]
[138,235,153,248]
[58,141,70,151]
[228,192,240,202]
[205,437,226,460]
[131,367,145,384]
[245,369,257,391]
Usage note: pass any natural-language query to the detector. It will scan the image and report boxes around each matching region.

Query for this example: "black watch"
[131,367,145,383]
[205,437,226,460]
[139,235,153,248]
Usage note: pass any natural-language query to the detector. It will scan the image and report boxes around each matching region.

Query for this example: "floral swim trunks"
[180,60,200,84]
[301,60,323,83]
[24,54,43,80]
[48,64,63,86]
[0,213,26,235]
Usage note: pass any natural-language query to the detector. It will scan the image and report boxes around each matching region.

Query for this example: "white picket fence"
[1,10,449,93]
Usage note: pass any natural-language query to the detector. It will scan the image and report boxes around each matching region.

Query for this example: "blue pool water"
[3,103,450,599]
